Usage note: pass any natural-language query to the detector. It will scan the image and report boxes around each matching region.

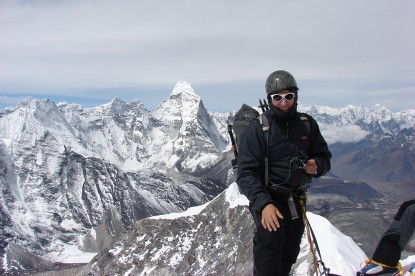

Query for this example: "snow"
[143,182,412,275]
[149,201,209,220]
[224,183,368,274]
[149,183,247,220]
[149,183,414,275]
[169,252,183,266]
[225,182,249,208]
[46,242,97,263]
[182,152,219,171]
[402,256,415,266]
[124,266,135,276]
[402,256,415,275]
[299,212,367,275]
[137,234,147,241]
[139,265,156,276]
[298,104,342,115]
[108,245,123,257]
[150,244,170,261]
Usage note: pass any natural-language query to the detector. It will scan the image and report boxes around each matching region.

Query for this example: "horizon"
[1,82,414,114]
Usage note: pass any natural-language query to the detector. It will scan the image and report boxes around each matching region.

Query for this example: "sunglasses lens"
[272,94,283,101]
[285,93,294,100]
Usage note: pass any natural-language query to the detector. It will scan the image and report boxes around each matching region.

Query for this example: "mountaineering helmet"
[265,70,299,96]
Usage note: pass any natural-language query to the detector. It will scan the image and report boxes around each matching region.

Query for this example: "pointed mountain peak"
[109,97,127,107]
[371,104,390,112]
[170,81,200,100]
[153,81,203,120]
[370,104,392,120]
[98,97,147,113]
[110,96,124,103]
[96,97,129,114]
[16,98,58,115]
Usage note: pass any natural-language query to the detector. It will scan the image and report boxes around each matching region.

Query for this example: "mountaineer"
[357,199,415,275]
[236,70,332,276]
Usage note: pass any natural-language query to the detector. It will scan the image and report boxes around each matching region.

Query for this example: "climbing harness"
[358,259,403,276]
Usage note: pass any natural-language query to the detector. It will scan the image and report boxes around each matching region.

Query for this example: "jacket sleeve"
[308,116,332,177]
[236,120,273,212]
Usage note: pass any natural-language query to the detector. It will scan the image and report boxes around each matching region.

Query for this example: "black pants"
[372,199,415,266]
[251,200,305,276]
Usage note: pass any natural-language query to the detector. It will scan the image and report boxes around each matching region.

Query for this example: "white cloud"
[320,124,370,145]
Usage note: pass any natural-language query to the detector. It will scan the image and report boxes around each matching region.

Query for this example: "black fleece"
[236,108,332,213]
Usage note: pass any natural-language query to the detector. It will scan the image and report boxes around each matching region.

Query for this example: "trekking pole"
[227,125,238,169]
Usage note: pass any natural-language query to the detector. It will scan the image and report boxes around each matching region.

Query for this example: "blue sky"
[0,0,414,112]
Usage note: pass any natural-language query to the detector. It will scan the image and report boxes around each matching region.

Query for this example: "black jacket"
[236,110,331,213]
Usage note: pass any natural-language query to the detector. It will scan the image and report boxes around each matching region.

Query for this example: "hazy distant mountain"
[0,81,414,274]
[329,127,415,184]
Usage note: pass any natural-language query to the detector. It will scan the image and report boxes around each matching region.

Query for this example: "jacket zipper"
[286,122,289,138]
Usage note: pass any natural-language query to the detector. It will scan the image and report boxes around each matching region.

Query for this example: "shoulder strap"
[259,114,270,188]
[299,113,311,136]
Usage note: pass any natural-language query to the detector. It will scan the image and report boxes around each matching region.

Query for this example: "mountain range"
[0,81,414,274]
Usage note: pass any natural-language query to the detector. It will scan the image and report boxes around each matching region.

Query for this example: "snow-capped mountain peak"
[149,82,226,173]
[171,81,199,98]
[153,81,201,123]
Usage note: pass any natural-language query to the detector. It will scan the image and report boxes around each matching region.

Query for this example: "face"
[269,90,296,112]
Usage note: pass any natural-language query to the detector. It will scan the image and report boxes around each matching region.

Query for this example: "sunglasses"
[269,92,295,102]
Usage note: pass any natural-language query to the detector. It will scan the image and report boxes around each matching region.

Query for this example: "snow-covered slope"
[79,183,376,276]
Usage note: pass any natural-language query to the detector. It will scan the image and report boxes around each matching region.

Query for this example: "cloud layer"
[320,124,370,145]
[0,0,414,112]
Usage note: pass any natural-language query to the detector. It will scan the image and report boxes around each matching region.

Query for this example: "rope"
[364,259,403,275]
[301,198,319,274]
[300,198,334,275]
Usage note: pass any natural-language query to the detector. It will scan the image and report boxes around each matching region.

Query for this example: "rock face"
[1,81,414,274]
[79,184,367,276]
[85,193,254,275]
[81,185,254,275]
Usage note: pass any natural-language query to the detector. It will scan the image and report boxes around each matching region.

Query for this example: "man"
[237,70,332,276]
[357,199,415,275]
